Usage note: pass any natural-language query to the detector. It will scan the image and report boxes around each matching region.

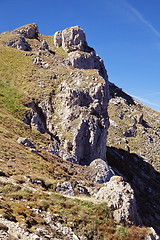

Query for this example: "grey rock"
[68,51,108,80]
[41,77,110,165]
[89,158,114,183]
[136,113,143,124]
[39,40,49,51]
[54,30,62,48]
[24,101,46,134]
[6,36,31,51]
[31,111,46,133]
[54,26,107,80]
[56,181,75,196]
[54,26,87,52]
[32,235,41,240]
[17,137,35,148]
[58,149,78,164]
[96,176,142,225]
[33,57,42,65]
[29,148,38,154]
[123,123,137,137]
[76,185,89,195]
[109,119,118,127]
[48,143,59,156]
[15,23,38,39]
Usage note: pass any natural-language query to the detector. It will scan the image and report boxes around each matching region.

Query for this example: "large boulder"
[96,176,142,225]
[89,159,114,183]
[54,26,88,52]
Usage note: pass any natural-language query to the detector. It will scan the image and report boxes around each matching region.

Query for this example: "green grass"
[0,77,25,117]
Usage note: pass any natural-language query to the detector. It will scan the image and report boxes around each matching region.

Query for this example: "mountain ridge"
[0,23,160,240]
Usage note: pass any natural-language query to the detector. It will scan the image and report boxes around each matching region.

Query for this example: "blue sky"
[1,0,160,111]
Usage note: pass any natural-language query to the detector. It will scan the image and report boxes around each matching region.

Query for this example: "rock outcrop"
[56,181,75,196]
[54,26,87,52]
[23,26,110,165]
[54,26,108,80]
[51,74,109,164]
[68,51,107,79]
[17,137,35,148]
[14,23,38,39]
[6,36,31,51]
[96,176,142,225]
[39,40,49,51]
[5,23,39,51]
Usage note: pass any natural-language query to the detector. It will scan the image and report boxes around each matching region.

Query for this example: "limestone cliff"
[23,26,110,164]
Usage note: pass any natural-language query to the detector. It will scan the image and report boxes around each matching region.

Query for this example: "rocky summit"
[0,23,160,240]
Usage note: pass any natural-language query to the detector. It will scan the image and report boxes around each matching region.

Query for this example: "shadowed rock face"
[107,147,160,235]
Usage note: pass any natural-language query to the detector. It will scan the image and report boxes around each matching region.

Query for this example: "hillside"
[0,23,159,240]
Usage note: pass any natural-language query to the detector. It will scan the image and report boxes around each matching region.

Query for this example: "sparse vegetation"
[0,24,157,239]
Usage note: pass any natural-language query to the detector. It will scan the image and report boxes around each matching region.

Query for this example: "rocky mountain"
[0,23,160,239]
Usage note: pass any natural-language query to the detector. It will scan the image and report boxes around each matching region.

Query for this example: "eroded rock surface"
[54,26,87,52]
[14,23,38,39]
[6,36,31,51]
[53,75,109,164]
[54,26,108,80]
[89,158,114,183]
[96,176,142,225]
[56,181,75,196]
[25,25,110,165]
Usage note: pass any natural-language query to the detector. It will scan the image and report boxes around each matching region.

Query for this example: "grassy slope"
[0,28,150,239]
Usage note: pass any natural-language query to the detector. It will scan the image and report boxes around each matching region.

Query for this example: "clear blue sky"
[1,0,160,111]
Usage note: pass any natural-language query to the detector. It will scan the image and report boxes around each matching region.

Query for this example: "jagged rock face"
[6,36,31,51]
[96,176,142,225]
[68,51,108,80]
[54,26,87,52]
[54,26,108,80]
[54,76,109,164]
[53,25,109,163]
[21,25,110,165]
[24,101,47,134]
[24,73,109,164]
[15,23,38,39]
